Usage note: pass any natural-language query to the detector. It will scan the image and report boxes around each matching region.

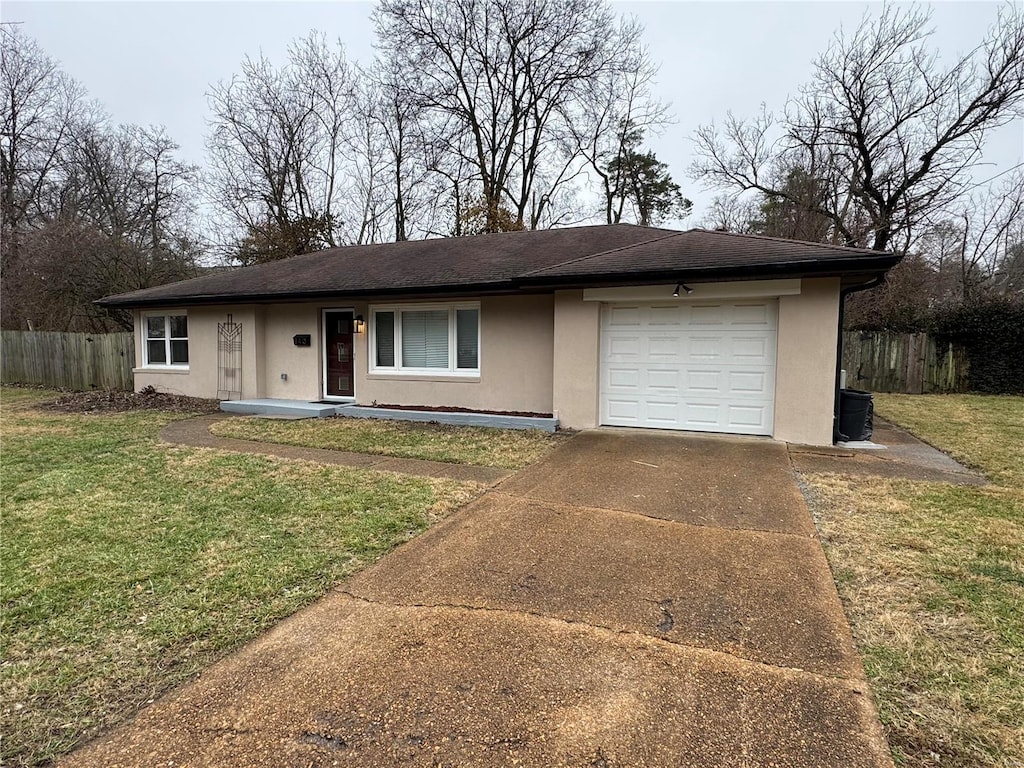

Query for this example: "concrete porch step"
[220,399,341,419]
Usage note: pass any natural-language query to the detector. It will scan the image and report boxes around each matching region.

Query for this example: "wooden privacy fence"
[842,331,968,394]
[1,331,135,391]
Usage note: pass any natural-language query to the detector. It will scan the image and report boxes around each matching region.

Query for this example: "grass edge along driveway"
[802,393,1023,768]
[0,388,483,768]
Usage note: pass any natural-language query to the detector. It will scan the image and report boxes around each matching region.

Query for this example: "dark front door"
[325,311,354,397]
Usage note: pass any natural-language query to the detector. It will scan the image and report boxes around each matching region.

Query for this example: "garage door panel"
[645,400,680,424]
[683,401,724,428]
[689,305,727,326]
[686,369,723,392]
[729,370,770,395]
[606,306,641,327]
[648,336,684,359]
[600,300,778,436]
[647,305,683,325]
[732,336,773,361]
[647,368,681,391]
[731,303,774,326]
[607,335,642,359]
[607,367,641,390]
[689,336,723,359]
[727,404,771,430]
[605,398,641,422]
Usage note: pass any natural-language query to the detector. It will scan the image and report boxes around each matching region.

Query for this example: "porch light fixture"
[672,283,694,297]
[352,315,366,334]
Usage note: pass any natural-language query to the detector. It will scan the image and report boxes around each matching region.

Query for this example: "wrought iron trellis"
[217,314,242,400]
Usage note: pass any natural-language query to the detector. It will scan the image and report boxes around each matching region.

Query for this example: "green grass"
[210,414,568,469]
[0,389,480,767]
[805,394,1024,767]
[873,393,1024,486]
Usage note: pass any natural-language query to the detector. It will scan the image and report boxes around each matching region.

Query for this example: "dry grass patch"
[211,414,569,469]
[803,394,1024,767]
[0,388,481,767]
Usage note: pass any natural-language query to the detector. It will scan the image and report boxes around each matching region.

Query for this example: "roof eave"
[513,254,903,290]
[95,280,528,309]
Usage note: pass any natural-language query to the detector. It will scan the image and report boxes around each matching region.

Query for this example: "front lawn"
[0,389,480,767]
[803,394,1024,767]
[210,414,569,469]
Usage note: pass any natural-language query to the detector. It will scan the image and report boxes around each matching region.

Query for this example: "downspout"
[833,275,886,443]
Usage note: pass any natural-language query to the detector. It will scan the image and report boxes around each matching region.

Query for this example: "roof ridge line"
[517,230,685,278]
[689,228,880,255]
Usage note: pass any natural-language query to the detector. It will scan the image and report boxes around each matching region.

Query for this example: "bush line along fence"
[0,329,980,395]
[842,331,968,394]
[1,331,135,391]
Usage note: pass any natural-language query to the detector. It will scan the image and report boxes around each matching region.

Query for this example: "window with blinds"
[375,312,395,367]
[401,310,449,368]
[371,303,479,375]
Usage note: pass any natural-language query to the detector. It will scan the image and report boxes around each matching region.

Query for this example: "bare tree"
[1,26,87,325]
[692,4,1024,252]
[942,170,1024,302]
[206,32,357,262]
[374,0,648,232]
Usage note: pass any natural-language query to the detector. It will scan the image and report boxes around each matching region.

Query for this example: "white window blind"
[456,309,479,369]
[375,312,395,367]
[401,310,449,368]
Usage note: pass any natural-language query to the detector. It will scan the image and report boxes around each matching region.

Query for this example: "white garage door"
[600,300,778,435]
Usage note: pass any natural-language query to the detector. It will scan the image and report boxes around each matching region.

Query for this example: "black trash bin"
[838,389,874,441]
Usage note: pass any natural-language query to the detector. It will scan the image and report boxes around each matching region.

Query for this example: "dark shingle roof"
[98,224,899,308]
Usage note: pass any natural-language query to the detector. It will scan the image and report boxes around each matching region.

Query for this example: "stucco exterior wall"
[129,280,841,445]
[551,290,601,430]
[773,277,841,446]
[355,294,554,414]
[132,305,269,399]
[133,306,221,397]
[261,303,323,400]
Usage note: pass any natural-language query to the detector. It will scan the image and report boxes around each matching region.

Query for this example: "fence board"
[1,331,134,390]
[842,331,967,394]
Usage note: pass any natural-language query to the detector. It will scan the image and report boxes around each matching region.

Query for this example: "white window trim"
[370,302,480,377]
[141,311,189,370]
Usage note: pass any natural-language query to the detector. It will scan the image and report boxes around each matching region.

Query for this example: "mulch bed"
[38,389,221,414]
[367,403,553,418]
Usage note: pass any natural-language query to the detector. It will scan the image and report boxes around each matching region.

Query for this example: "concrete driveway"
[63,430,893,768]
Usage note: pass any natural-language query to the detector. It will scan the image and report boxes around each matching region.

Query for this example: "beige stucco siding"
[133,306,220,398]
[772,277,841,445]
[130,279,841,446]
[133,305,270,399]
[261,303,323,400]
[356,295,554,414]
[551,290,601,429]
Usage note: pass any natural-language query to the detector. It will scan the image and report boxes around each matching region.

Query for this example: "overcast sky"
[4,0,1022,228]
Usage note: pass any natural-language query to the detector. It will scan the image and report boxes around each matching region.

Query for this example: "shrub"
[930,298,1024,394]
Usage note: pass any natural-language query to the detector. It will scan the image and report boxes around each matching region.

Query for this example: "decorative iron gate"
[217,315,242,400]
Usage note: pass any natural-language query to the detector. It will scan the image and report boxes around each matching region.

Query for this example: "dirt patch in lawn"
[38,388,220,415]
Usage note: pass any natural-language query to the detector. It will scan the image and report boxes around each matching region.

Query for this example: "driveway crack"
[336,590,860,686]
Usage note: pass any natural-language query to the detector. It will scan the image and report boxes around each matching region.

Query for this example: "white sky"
[3,0,1023,228]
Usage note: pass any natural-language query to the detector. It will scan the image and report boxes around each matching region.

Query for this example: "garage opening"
[599,300,778,435]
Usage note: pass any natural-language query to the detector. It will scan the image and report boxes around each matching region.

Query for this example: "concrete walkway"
[160,415,513,485]
[789,418,985,485]
[63,430,894,768]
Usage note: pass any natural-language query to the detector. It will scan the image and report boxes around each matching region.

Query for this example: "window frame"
[141,311,189,369]
[369,302,480,377]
